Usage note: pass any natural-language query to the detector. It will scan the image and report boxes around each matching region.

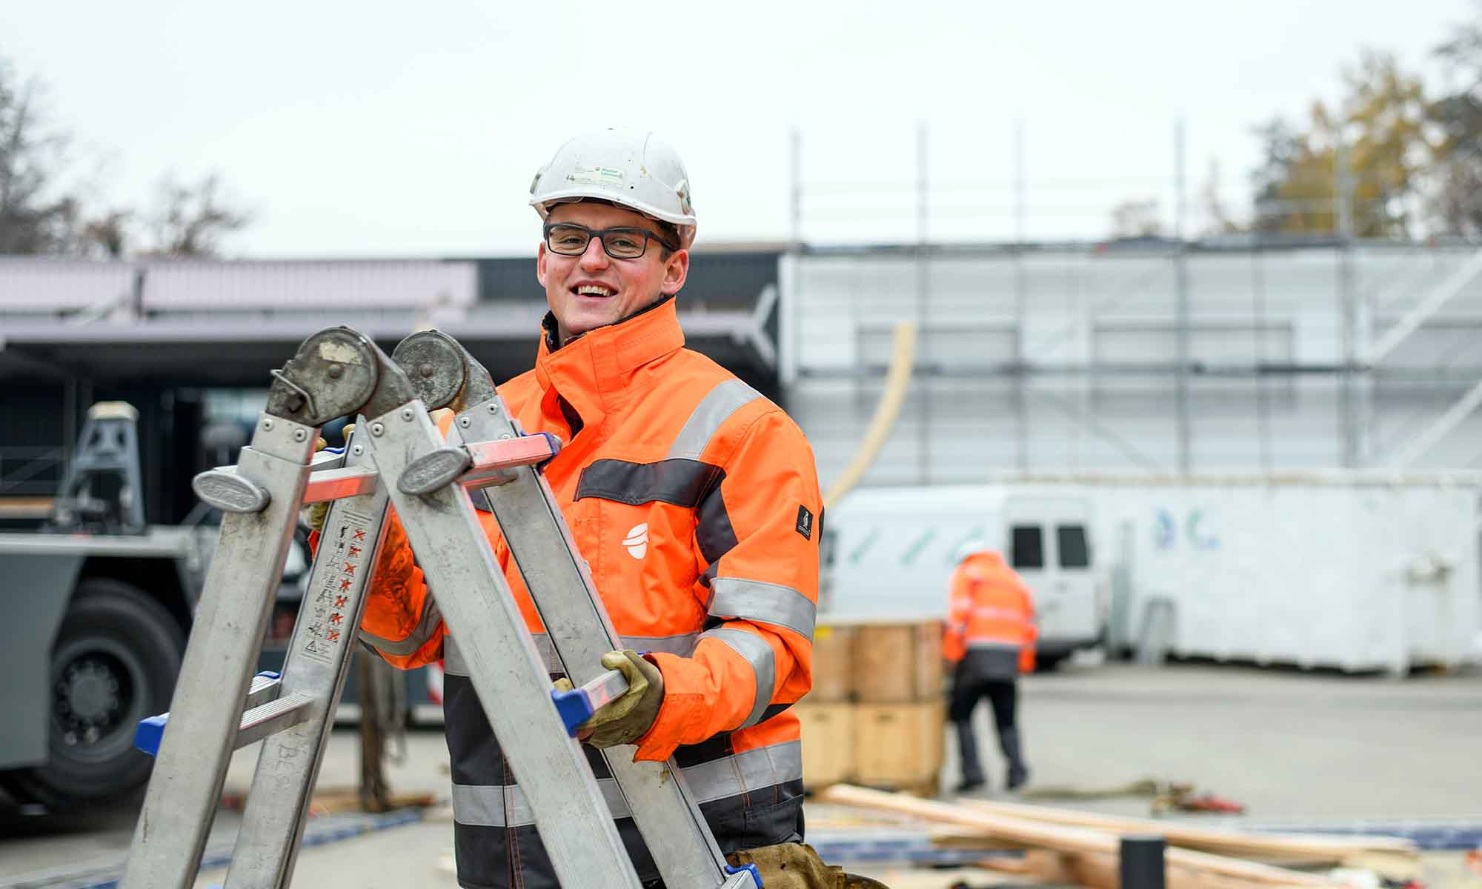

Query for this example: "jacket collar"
[532,296,686,426]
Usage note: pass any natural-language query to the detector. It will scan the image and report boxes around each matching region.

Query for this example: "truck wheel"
[1,578,184,808]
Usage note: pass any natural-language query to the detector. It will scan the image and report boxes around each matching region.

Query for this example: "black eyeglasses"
[543,222,679,260]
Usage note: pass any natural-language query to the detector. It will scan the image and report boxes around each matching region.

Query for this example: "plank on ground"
[817,784,1338,888]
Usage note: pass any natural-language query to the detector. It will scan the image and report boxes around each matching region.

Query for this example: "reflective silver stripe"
[971,605,1031,622]
[359,598,442,657]
[451,741,804,827]
[683,739,803,804]
[452,777,633,827]
[967,640,1024,651]
[444,632,699,677]
[708,577,816,639]
[667,379,764,461]
[701,628,775,728]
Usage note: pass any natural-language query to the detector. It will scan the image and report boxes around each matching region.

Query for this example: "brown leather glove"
[301,424,354,532]
[556,650,664,748]
[725,843,890,888]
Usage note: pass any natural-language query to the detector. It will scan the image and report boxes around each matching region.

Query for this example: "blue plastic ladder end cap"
[550,688,593,737]
[135,714,168,757]
[726,862,763,887]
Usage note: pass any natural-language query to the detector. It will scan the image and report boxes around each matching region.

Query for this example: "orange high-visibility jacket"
[356,298,821,883]
[943,551,1038,673]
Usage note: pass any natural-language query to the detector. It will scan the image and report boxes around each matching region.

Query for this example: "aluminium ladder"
[121,326,759,889]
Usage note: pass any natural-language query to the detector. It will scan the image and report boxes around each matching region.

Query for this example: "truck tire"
[0,578,185,808]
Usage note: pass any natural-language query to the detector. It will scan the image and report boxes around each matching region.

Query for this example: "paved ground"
[3,660,1480,887]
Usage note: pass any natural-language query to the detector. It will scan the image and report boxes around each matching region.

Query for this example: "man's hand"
[556,650,664,748]
[301,423,354,533]
[725,843,889,888]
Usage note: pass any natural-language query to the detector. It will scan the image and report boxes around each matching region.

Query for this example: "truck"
[822,474,1482,675]
[0,403,310,807]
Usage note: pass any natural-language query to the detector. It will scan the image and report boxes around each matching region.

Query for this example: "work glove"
[553,649,664,748]
[724,843,890,888]
[301,423,354,533]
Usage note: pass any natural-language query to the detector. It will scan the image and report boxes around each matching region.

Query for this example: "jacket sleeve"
[1016,573,1038,673]
[356,509,447,670]
[355,409,458,670]
[943,565,972,663]
[635,409,822,762]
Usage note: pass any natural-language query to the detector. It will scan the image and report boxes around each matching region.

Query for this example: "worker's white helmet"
[952,538,989,565]
[530,129,697,250]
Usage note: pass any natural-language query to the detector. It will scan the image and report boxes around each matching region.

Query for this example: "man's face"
[536,201,689,344]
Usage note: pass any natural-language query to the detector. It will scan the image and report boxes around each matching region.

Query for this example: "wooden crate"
[809,623,854,703]
[852,701,945,792]
[850,620,945,703]
[794,702,855,789]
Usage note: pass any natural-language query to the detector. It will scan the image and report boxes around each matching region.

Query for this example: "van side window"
[1010,525,1044,569]
[1057,524,1090,568]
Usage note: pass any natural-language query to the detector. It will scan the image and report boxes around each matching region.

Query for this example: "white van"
[821,486,1106,668]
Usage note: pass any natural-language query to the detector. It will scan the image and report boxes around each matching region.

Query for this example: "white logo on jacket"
[622,523,649,560]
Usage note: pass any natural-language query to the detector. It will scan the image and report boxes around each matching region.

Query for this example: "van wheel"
[0,578,184,808]
[1034,653,1067,672]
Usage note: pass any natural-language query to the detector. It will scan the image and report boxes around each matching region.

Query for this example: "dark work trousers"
[948,652,1027,789]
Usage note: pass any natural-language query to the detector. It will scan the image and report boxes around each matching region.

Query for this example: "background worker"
[337,130,870,888]
[943,544,1037,795]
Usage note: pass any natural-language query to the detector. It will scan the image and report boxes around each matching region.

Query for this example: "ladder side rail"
[366,401,646,889]
[226,427,392,889]
[120,416,318,889]
[455,400,737,888]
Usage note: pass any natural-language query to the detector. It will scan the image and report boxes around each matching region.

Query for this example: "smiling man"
[355,130,865,888]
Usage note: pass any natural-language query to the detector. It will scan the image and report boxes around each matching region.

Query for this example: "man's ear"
[536,242,548,287]
[661,249,690,296]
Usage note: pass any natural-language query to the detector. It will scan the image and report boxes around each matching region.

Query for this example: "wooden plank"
[0,496,54,519]
[817,784,1339,887]
[959,798,1417,863]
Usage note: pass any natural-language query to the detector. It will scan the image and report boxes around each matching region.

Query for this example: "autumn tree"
[1251,52,1433,238]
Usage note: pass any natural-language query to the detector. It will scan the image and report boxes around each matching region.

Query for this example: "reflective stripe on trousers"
[450,739,804,828]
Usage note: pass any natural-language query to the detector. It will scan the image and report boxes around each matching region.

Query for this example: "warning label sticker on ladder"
[299,508,373,665]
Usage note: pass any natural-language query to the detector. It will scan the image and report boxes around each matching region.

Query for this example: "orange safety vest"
[356,297,822,885]
[943,551,1037,673]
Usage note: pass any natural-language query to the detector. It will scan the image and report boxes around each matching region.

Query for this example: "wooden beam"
[958,798,1416,863]
[817,784,1338,888]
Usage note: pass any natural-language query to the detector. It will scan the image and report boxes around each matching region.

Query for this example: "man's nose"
[578,235,610,270]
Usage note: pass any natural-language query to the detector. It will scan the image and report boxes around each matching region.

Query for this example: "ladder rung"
[551,669,629,736]
[303,465,381,503]
[134,672,284,758]
[465,433,561,476]
[234,691,316,750]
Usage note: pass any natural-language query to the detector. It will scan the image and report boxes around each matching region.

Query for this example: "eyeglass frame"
[542,222,681,260]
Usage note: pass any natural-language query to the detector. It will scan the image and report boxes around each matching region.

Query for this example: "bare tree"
[143,173,251,257]
[1432,10,1482,235]
[0,60,74,253]
[1109,198,1163,239]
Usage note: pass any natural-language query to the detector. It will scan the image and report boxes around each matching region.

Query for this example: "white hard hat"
[952,539,989,565]
[530,129,697,250]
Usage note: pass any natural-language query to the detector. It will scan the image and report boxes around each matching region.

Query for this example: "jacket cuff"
[631,652,708,762]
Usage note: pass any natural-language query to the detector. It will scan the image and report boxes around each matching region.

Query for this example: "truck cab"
[0,403,310,808]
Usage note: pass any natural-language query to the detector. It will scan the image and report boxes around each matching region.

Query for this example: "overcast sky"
[2,1,1475,256]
